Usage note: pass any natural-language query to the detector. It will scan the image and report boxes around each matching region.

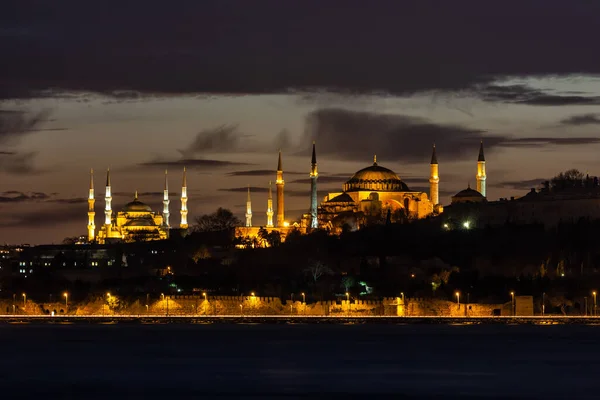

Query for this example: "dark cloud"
[495,179,547,190]
[0,191,50,203]
[301,108,493,163]
[219,187,269,194]
[498,138,600,148]
[0,204,83,228]
[477,84,600,106]
[560,114,600,126]
[138,158,250,169]
[3,1,600,99]
[179,125,294,157]
[0,109,52,143]
[48,197,88,204]
[113,191,179,198]
[227,169,305,177]
[289,176,349,185]
[0,151,41,174]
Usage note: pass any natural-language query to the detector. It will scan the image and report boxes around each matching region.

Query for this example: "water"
[0,323,598,399]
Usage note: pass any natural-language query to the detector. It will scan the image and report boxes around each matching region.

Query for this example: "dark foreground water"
[0,323,598,399]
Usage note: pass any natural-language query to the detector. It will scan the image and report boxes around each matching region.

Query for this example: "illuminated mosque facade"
[236,141,488,240]
[87,168,189,244]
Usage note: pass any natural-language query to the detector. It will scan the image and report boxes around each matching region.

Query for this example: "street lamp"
[400,292,405,305]
[22,293,26,309]
[346,292,350,316]
[63,292,68,308]
[542,292,545,316]
[455,292,460,307]
[510,292,515,316]
[203,292,207,316]
[593,291,597,317]
[301,292,305,303]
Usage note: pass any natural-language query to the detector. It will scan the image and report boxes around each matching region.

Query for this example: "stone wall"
[0,296,509,317]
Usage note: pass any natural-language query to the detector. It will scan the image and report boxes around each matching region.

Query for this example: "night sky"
[2,1,600,244]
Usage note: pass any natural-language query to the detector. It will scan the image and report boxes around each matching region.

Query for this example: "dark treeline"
[5,216,600,313]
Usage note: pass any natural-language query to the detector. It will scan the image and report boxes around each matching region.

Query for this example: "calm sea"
[0,323,598,399]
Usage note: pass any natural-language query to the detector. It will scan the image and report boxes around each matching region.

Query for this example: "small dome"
[451,186,486,204]
[123,192,153,213]
[344,156,409,192]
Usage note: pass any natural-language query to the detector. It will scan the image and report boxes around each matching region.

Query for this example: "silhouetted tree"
[193,208,241,232]
[550,169,585,191]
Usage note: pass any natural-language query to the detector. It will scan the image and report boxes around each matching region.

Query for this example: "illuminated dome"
[123,192,153,213]
[451,186,486,204]
[344,157,409,192]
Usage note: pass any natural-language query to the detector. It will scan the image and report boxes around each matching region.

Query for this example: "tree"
[193,208,241,232]
[341,275,355,292]
[305,259,333,283]
[550,169,585,191]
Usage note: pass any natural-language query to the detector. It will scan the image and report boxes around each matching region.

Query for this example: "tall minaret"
[245,185,253,227]
[163,170,170,227]
[87,169,95,242]
[266,181,274,228]
[276,151,285,227]
[104,168,112,227]
[180,167,188,229]
[429,144,439,206]
[309,142,318,229]
[476,140,486,197]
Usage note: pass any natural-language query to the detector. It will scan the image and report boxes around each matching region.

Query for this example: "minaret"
[309,142,318,229]
[87,169,95,242]
[476,141,486,197]
[163,170,170,227]
[429,144,439,205]
[104,168,112,227]
[245,185,253,227]
[180,167,188,229]
[276,151,285,227]
[266,181,274,227]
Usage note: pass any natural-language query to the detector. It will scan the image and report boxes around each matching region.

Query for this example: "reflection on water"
[0,323,598,399]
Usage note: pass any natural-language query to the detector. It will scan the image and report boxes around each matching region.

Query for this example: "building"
[89,168,190,244]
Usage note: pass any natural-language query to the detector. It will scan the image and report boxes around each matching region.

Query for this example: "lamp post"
[510,292,515,316]
[455,292,460,307]
[346,292,350,316]
[593,291,597,317]
[542,292,545,316]
[22,293,26,309]
[12,293,15,314]
[291,293,294,315]
[146,293,149,314]
[106,292,111,315]
[301,292,306,315]
[63,292,68,309]
[203,292,207,316]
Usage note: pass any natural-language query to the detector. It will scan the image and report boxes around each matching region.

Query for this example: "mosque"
[235,141,489,240]
[86,168,189,244]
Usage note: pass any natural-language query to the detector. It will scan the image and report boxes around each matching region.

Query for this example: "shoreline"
[1,315,600,325]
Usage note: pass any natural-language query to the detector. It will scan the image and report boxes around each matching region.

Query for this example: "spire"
[134,190,138,200]
[478,140,485,162]
[430,144,438,165]
[245,185,253,227]
[277,150,282,171]
[311,142,317,165]
[373,155,377,165]
[180,167,188,229]
[90,168,94,189]
[266,181,274,227]
[88,168,96,242]
[106,168,110,186]
[163,169,170,228]
[164,169,168,190]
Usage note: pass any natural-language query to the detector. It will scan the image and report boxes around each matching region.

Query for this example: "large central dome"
[123,192,153,213]
[344,157,410,192]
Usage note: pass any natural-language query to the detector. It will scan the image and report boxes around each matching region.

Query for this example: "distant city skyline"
[2,1,600,243]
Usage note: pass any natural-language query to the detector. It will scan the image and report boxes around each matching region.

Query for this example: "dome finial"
[134,190,138,200]
[373,154,377,165]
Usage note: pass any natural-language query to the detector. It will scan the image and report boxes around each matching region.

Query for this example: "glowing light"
[443,223,449,229]
[283,221,290,227]
[251,292,255,296]
[411,274,415,278]
[463,221,470,229]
